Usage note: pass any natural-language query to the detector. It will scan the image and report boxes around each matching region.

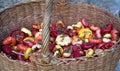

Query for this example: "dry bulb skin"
[35,32,42,38]
[32,24,42,29]
[85,48,94,57]
[103,33,111,38]
[102,38,111,42]
[32,44,42,51]
[67,25,73,30]
[55,34,72,46]
[1,18,120,64]
[95,49,104,56]
[21,27,32,36]
[72,22,83,28]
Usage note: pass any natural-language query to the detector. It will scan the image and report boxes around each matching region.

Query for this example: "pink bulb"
[50,31,58,37]
[81,18,89,27]
[10,30,25,42]
[81,43,94,50]
[49,43,55,51]
[101,24,113,34]
[32,29,39,37]
[111,29,119,41]
[2,45,12,54]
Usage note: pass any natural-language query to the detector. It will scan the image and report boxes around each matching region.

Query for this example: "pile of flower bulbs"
[1,18,119,63]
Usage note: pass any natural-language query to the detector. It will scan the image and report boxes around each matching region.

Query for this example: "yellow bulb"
[24,48,32,59]
[85,48,94,57]
[55,45,64,55]
[78,28,92,39]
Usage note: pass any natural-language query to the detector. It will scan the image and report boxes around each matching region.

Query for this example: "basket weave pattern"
[0,1,120,71]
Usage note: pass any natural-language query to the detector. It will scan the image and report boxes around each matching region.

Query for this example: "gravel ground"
[0,0,120,71]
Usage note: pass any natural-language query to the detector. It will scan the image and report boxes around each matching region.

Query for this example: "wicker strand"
[42,0,53,56]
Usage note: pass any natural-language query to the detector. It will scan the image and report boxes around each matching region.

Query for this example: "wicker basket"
[0,0,120,71]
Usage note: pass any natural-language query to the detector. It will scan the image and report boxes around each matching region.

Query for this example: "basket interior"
[0,2,120,46]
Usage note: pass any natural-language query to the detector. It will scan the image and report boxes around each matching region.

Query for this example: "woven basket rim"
[0,0,45,13]
[0,1,120,66]
[0,52,34,66]
[0,1,120,23]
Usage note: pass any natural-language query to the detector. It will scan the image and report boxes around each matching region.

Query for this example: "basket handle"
[41,0,68,57]
[41,0,53,56]
[58,0,68,5]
